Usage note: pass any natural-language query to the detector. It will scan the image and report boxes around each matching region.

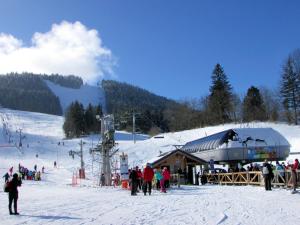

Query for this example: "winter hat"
[13,173,18,179]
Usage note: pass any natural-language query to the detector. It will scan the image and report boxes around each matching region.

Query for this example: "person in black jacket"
[262,160,273,191]
[129,167,138,196]
[8,173,22,215]
[3,172,10,182]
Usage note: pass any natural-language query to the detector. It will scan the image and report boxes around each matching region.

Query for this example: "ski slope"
[0,108,300,225]
[46,80,106,112]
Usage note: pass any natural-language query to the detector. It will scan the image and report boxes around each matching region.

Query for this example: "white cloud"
[0,21,115,83]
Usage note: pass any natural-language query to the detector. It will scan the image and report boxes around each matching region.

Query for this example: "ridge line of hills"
[0,73,199,134]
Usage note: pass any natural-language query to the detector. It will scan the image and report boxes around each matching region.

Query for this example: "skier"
[143,164,154,195]
[8,173,22,215]
[3,172,10,182]
[54,161,57,168]
[34,164,37,171]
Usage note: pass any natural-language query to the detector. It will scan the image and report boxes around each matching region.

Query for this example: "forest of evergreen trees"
[2,47,300,136]
[0,73,85,115]
[0,73,62,115]
[100,48,300,134]
[63,102,102,138]
[42,74,83,88]
[102,80,201,134]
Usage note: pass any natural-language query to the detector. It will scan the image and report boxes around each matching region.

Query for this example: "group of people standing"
[129,164,170,196]
[262,158,299,191]
[2,163,45,215]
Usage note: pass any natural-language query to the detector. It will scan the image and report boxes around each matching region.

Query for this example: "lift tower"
[90,114,118,186]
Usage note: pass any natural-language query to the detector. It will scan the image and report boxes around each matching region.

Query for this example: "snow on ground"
[0,108,300,225]
[1,181,300,225]
[45,80,105,112]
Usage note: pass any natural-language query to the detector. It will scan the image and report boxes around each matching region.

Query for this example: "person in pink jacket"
[162,167,170,189]
[291,159,299,192]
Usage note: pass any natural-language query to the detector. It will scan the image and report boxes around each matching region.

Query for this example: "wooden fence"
[205,170,300,188]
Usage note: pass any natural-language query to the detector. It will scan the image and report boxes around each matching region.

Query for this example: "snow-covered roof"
[182,128,290,152]
[147,149,207,166]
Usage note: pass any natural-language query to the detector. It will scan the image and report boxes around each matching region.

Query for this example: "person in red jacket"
[143,164,154,195]
[291,159,299,192]
[162,167,171,188]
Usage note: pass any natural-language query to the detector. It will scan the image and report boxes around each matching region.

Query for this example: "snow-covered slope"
[0,109,300,225]
[46,80,105,112]
[1,108,300,168]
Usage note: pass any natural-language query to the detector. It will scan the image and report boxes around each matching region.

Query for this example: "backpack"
[3,181,12,192]
[262,166,269,175]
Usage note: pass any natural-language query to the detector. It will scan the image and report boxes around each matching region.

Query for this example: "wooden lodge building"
[148,149,208,184]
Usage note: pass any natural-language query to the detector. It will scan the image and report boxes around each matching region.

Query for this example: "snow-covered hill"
[0,109,300,225]
[1,108,300,168]
[46,80,106,112]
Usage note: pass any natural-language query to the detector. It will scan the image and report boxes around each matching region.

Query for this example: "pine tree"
[207,64,233,124]
[84,104,94,133]
[280,56,300,125]
[242,86,267,122]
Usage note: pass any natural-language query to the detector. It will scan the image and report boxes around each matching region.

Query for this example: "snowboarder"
[143,164,154,195]
[8,173,22,215]
[3,172,10,182]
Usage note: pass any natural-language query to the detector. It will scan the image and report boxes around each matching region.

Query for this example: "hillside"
[46,81,105,112]
[0,74,200,134]
[1,108,299,167]
[0,73,62,115]
[0,109,299,225]
[102,80,200,133]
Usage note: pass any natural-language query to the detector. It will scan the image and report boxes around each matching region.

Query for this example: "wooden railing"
[205,170,300,187]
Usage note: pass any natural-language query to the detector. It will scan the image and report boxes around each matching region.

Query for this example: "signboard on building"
[120,153,129,180]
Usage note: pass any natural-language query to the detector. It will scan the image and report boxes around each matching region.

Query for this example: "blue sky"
[0,0,300,100]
